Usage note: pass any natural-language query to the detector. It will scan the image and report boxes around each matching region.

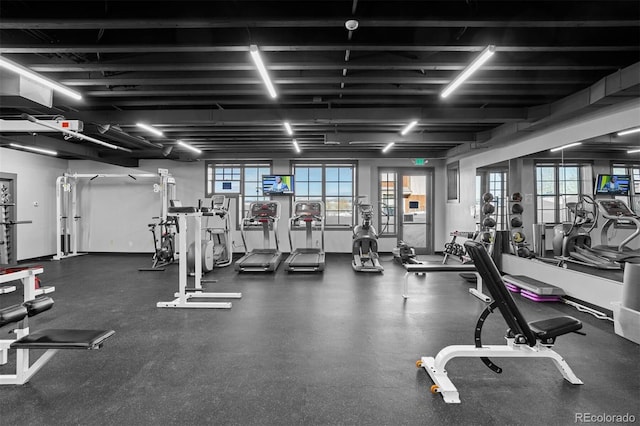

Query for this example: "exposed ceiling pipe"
[93,123,163,150]
[21,113,132,152]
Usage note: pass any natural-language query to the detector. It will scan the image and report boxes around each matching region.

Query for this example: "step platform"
[502,275,565,302]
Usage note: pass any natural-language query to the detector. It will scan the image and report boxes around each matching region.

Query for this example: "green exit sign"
[414,158,426,166]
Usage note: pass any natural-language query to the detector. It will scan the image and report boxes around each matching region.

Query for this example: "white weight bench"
[416,240,584,403]
[0,296,114,385]
[403,263,491,302]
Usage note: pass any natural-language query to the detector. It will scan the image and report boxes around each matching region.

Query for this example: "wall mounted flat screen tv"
[262,175,295,195]
[594,174,630,196]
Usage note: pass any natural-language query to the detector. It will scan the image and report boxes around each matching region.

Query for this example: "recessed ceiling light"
[9,143,57,156]
[136,123,164,137]
[0,55,82,100]
[400,121,418,136]
[550,142,582,152]
[618,127,640,137]
[177,140,202,154]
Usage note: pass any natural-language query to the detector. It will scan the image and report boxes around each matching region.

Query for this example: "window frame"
[291,161,357,228]
[534,162,585,224]
[205,161,272,223]
[611,163,640,213]
[378,170,397,236]
[446,161,460,203]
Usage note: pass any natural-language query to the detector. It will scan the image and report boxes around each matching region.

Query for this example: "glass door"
[400,173,432,254]
[379,169,433,254]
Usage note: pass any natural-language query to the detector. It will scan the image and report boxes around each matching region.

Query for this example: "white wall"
[446,98,640,238]
[63,158,444,255]
[0,147,68,260]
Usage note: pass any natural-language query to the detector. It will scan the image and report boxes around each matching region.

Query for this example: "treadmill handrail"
[289,201,325,253]
[240,201,281,255]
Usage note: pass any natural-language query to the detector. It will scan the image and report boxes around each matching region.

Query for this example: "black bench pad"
[11,329,115,350]
[528,316,582,339]
[0,304,28,327]
[168,206,198,213]
[404,263,476,273]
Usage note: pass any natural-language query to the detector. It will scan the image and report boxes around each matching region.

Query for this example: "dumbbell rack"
[442,231,476,264]
[507,194,528,256]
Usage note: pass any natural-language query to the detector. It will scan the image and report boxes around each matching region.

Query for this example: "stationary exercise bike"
[139,217,177,271]
[352,197,384,272]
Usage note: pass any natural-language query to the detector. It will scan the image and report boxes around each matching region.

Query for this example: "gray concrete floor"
[0,253,638,425]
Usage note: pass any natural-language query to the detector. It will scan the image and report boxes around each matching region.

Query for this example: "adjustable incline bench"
[0,296,114,385]
[416,240,584,403]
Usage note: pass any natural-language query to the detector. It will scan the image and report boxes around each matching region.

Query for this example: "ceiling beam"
[60,76,593,86]
[65,107,526,125]
[27,63,620,72]
[2,45,638,54]
[322,132,476,144]
[73,98,549,108]
[1,19,637,29]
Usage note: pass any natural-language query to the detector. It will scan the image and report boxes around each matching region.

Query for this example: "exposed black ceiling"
[0,0,638,166]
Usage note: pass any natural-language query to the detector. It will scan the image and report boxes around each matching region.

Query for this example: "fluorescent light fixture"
[627,148,640,154]
[550,142,582,152]
[441,45,496,99]
[284,122,293,135]
[177,140,202,154]
[22,114,130,151]
[136,123,164,137]
[292,139,301,153]
[9,143,57,156]
[382,142,395,153]
[400,120,418,135]
[0,55,82,101]
[618,127,640,137]
[250,45,277,98]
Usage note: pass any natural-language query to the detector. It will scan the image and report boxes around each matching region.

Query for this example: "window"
[447,162,459,202]
[292,162,356,227]
[205,162,271,221]
[488,171,507,230]
[535,163,583,224]
[379,171,397,235]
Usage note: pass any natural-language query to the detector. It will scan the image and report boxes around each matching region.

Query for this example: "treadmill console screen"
[598,200,636,217]
[251,202,279,218]
[295,202,322,217]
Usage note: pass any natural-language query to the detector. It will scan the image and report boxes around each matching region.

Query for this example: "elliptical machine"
[552,195,598,258]
[187,195,232,276]
[352,197,384,272]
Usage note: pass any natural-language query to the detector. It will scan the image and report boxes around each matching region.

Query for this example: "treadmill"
[285,201,325,272]
[234,201,283,272]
